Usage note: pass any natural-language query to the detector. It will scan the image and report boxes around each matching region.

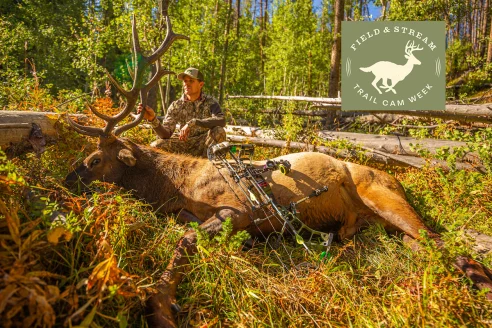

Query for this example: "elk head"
[404,40,424,65]
[65,1,188,189]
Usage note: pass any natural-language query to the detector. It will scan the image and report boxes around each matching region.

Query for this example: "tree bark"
[479,0,488,56]
[488,3,492,63]
[327,0,344,124]
[209,0,221,97]
[236,0,240,38]
[218,0,233,105]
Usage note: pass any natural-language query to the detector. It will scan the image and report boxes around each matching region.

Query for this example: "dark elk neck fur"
[118,143,206,213]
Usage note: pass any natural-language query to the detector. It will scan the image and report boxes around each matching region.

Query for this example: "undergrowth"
[1,124,492,327]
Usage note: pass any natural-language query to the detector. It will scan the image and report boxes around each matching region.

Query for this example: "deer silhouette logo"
[360,40,424,95]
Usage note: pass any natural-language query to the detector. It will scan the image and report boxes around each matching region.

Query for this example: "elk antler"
[67,1,189,138]
[405,40,424,56]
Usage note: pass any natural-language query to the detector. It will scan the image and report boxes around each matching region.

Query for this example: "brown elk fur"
[66,137,492,327]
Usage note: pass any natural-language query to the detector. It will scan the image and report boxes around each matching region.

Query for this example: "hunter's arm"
[193,102,225,129]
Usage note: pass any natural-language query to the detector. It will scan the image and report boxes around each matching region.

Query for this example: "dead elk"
[64,5,492,328]
[65,135,492,326]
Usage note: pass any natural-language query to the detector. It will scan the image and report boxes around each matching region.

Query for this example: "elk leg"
[357,184,437,240]
[146,208,246,327]
[176,209,203,224]
[403,235,492,300]
[146,226,199,328]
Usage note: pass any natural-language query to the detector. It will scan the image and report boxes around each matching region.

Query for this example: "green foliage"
[191,218,251,254]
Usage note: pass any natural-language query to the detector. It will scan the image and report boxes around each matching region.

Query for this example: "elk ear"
[117,149,137,167]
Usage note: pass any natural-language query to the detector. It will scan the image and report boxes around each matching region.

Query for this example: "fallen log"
[317,131,479,162]
[320,104,492,124]
[226,135,485,172]
[228,95,492,123]
[227,95,342,104]
[0,111,88,154]
[226,125,476,158]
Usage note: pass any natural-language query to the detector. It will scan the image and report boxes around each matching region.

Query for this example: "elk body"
[65,136,492,327]
[64,4,492,327]
[360,40,424,94]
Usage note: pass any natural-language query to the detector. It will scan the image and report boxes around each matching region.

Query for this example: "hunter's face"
[182,76,204,99]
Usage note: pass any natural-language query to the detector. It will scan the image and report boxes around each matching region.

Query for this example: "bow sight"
[208,141,334,254]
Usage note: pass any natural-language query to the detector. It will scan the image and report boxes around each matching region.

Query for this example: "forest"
[1,0,492,327]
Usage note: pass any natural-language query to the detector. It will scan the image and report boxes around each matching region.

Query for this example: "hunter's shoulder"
[170,97,186,107]
[202,93,219,105]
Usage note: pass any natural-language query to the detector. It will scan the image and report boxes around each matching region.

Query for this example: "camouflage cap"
[177,67,204,81]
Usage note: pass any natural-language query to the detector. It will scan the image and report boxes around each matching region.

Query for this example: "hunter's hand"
[137,103,156,121]
[179,124,191,141]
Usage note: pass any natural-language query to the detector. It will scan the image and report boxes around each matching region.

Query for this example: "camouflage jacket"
[162,93,224,138]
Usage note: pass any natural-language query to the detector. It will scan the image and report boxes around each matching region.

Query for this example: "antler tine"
[131,14,143,88]
[106,70,132,98]
[113,99,146,136]
[102,97,139,135]
[132,14,141,58]
[144,69,175,92]
[86,103,113,122]
[147,15,190,65]
[125,59,135,80]
[66,115,105,137]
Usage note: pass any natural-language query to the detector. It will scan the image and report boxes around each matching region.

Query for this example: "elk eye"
[91,158,101,167]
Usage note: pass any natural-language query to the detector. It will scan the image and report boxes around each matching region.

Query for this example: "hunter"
[138,67,226,157]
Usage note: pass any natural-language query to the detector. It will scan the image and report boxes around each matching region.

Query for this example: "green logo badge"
[341,22,445,111]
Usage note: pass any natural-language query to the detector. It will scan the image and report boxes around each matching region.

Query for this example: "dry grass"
[1,122,492,327]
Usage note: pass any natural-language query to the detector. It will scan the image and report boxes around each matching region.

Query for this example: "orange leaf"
[0,200,20,246]
[0,284,18,313]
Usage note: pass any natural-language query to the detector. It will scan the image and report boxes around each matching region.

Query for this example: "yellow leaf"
[87,257,113,291]
[47,226,73,245]
[46,114,59,122]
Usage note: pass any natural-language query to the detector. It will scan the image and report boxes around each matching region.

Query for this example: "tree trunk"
[488,4,492,63]
[209,0,221,98]
[236,0,240,38]
[327,0,344,125]
[381,0,388,21]
[481,0,490,57]
[219,0,233,105]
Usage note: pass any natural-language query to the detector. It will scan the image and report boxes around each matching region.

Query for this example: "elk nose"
[64,171,79,188]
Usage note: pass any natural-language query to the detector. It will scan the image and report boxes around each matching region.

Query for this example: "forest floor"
[1,111,492,327]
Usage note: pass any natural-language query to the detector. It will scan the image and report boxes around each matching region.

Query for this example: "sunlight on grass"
[1,124,491,327]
